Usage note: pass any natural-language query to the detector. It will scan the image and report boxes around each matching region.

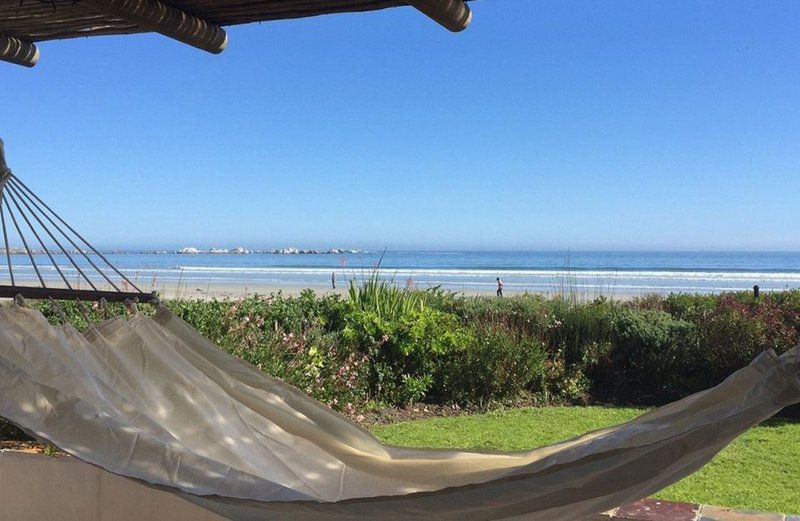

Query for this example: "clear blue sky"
[2,0,798,251]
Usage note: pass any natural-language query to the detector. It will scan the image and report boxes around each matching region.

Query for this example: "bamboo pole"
[81,0,228,54]
[408,0,472,32]
[0,35,39,68]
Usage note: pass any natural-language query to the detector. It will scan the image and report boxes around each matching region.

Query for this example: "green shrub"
[661,293,718,319]
[544,297,616,369]
[8,287,798,417]
[433,325,548,404]
[169,291,347,343]
[691,294,800,383]
[603,308,699,403]
[342,306,473,405]
[171,295,367,413]
[441,293,553,337]
[36,299,131,329]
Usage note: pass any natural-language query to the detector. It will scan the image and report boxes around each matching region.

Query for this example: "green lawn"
[371,407,800,514]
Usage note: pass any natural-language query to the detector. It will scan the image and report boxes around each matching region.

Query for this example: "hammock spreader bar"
[0,285,155,303]
[0,138,155,303]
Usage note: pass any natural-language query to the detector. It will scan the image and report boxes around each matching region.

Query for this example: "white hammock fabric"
[0,303,798,520]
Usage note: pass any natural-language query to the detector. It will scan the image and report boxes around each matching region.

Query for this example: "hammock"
[0,303,799,520]
[1,140,799,520]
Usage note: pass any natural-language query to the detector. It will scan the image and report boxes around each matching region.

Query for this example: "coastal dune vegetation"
[18,279,800,415]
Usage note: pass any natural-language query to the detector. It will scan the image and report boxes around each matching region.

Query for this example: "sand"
[143,280,637,302]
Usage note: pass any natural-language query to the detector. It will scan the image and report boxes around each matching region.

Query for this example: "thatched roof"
[2,0,413,42]
[0,0,472,66]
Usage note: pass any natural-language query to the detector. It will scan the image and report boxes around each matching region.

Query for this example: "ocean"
[2,250,799,297]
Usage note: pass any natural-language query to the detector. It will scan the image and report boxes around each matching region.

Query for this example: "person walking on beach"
[331,272,336,290]
[496,277,504,297]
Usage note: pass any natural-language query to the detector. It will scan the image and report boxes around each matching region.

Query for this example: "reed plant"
[347,272,426,320]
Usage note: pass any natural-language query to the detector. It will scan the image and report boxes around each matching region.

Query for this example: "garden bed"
[24,289,800,417]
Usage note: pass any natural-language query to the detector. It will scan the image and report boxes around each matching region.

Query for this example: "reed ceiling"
[0,0,419,42]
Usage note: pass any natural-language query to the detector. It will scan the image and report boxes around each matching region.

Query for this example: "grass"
[372,406,800,514]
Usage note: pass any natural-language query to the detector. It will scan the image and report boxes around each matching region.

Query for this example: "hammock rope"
[8,174,138,292]
[1,199,16,286]
[6,180,98,291]
[9,175,109,290]
[5,184,74,290]
[2,192,46,288]
[0,139,152,303]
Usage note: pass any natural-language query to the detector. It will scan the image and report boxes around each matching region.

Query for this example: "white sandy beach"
[143,280,639,301]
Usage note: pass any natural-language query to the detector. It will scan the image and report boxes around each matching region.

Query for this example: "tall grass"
[348,272,426,319]
[551,252,619,303]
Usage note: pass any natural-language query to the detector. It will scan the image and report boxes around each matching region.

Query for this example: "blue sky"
[1,0,799,251]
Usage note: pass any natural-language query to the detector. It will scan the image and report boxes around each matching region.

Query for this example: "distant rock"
[160,246,360,255]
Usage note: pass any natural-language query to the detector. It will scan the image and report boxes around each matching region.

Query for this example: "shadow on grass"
[757,416,800,429]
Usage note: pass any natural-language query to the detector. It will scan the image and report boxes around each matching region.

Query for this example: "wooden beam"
[0,34,39,67]
[408,0,472,32]
[81,0,228,54]
[0,285,157,304]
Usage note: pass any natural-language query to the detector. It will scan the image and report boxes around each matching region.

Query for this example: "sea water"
[2,250,799,296]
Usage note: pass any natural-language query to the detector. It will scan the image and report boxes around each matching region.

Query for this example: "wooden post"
[81,0,228,54]
[408,0,472,32]
[0,34,39,67]
[0,139,7,174]
[0,138,10,183]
